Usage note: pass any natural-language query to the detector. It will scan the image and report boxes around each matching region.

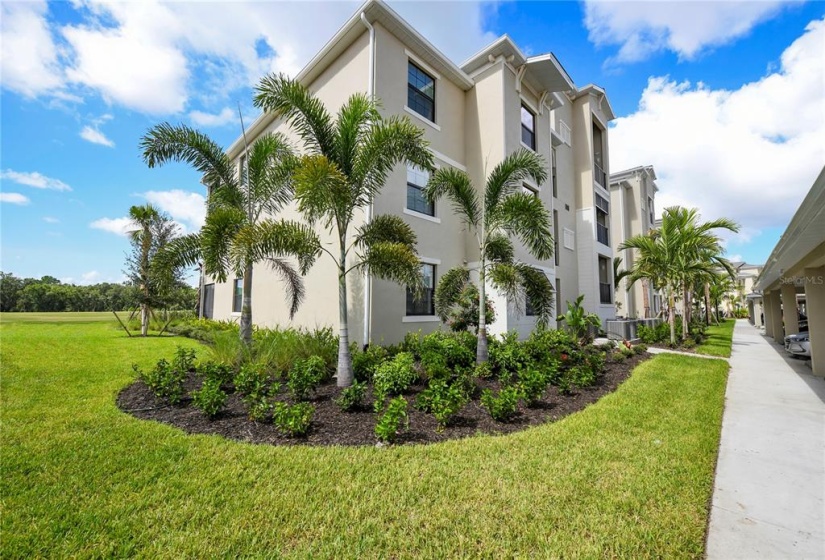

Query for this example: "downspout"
[360,12,375,348]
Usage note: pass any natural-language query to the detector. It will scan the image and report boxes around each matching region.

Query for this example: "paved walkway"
[706,320,825,559]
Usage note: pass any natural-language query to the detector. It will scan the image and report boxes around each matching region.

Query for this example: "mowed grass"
[696,318,736,358]
[0,311,118,323]
[1,316,729,558]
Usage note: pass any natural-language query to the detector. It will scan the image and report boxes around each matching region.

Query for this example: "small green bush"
[400,330,423,358]
[373,352,418,411]
[253,327,337,377]
[415,379,468,430]
[611,352,627,363]
[420,349,450,381]
[172,346,197,372]
[374,396,409,443]
[474,362,493,379]
[633,343,648,355]
[287,356,326,401]
[682,338,697,349]
[134,358,186,404]
[480,386,521,422]
[420,331,475,370]
[518,368,550,406]
[234,364,277,421]
[620,346,634,358]
[272,402,314,437]
[192,378,227,418]
[489,331,531,376]
[334,381,367,412]
[353,344,389,383]
[197,361,233,386]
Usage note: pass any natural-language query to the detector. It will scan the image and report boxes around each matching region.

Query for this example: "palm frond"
[485,232,515,264]
[266,257,306,319]
[518,264,554,327]
[246,132,298,218]
[424,167,479,227]
[199,206,247,282]
[154,233,203,271]
[293,154,351,228]
[231,219,321,275]
[495,192,554,261]
[334,93,380,177]
[140,123,237,190]
[484,149,547,214]
[357,241,424,292]
[254,74,336,157]
[434,266,471,322]
[354,214,417,251]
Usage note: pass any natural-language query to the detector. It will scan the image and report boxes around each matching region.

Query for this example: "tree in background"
[141,124,320,346]
[125,204,185,336]
[255,75,434,386]
[425,149,555,364]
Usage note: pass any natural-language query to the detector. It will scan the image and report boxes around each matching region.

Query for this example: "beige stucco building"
[609,165,661,319]
[201,0,619,344]
[755,165,825,376]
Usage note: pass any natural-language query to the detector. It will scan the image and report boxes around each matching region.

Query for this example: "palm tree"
[254,75,434,387]
[141,124,320,346]
[425,149,554,363]
[613,256,631,314]
[621,206,738,344]
[125,204,180,336]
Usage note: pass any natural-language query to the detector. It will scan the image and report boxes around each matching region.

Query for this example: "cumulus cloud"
[90,217,134,236]
[43,216,60,223]
[584,0,798,63]
[80,125,115,147]
[0,1,63,97]
[0,193,31,205]
[1,1,495,115]
[610,18,825,237]
[144,190,206,230]
[79,271,101,285]
[189,107,238,127]
[1,169,72,191]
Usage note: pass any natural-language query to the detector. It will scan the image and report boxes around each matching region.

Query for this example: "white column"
[804,267,825,377]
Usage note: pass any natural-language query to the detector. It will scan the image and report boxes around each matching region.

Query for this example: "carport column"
[804,267,825,377]
[781,283,799,336]
[764,292,775,337]
[769,290,784,344]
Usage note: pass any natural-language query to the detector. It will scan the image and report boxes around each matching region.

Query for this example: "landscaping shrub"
[420,331,475,370]
[172,346,197,373]
[474,361,493,379]
[133,358,186,404]
[352,344,389,383]
[489,331,532,377]
[526,328,578,365]
[518,367,550,407]
[399,330,423,358]
[191,378,227,418]
[272,402,314,437]
[169,318,238,343]
[373,352,418,411]
[334,381,367,412]
[682,338,696,349]
[197,361,233,386]
[253,327,337,377]
[480,386,521,422]
[415,379,468,430]
[287,356,326,401]
[611,352,627,363]
[620,346,634,359]
[374,396,409,443]
[420,349,450,381]
[633,343,648,355]
[209,330,246,368]
[234,363,277,421]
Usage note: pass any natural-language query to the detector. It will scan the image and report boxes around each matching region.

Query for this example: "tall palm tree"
[125,203,179,336]
[425,149,554,363]
[141,124,320,346]
[254,75,434,387]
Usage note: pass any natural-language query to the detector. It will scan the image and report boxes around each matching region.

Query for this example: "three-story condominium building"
[200,0,618,344]
[609,165,661,319]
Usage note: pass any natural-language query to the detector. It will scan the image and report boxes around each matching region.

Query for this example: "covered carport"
[755,166,825,376]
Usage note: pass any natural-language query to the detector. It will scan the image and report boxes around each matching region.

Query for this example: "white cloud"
[79,270,101,285]
[90,216,135,236]
[144,189,206,230]
[610,18,825,235]
[189,107,237,127]
[584,0,798,63]
[3,1,495,115]
[0,1,64,97]
[80,125,115,147]
[0,193,31,205]
[43,216,60,223]
[0,169,72,191]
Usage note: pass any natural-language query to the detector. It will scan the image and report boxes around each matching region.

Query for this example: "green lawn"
[696,319,736,358]
[2,316,729,558]
[0,311,118,323]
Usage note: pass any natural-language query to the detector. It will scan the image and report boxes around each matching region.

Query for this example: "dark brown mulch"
[117,353,650,447]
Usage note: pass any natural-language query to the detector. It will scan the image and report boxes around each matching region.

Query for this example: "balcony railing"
[594,163,606,187]
[599,282,612,304]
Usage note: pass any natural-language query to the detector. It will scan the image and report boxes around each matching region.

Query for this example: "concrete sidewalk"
[706,320,825,559]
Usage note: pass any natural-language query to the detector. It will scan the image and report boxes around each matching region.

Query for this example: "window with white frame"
[406,165,434,216]
[521,104,536,150]
[407,61,435,123]
[232,278,243,313]
[406,263,435,316]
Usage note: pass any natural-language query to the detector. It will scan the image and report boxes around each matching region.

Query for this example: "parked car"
[798,312,808,332]
[784,331,811,358]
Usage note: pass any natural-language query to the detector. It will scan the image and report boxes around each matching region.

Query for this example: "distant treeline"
[0,272,198,313]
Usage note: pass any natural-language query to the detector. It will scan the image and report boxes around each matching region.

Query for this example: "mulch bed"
[117,353,650,447]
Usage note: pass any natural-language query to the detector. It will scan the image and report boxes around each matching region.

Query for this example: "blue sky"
[1,0,824,285]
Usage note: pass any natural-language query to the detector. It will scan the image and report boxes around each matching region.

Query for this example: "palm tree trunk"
[668,287,676,346]
[642,279,650,318]
[704,282,711,326]
[477,263,488,364]
[239,263,254,345]
[140,302,149,337]
[682,283,690,340]
[336,241,353,387]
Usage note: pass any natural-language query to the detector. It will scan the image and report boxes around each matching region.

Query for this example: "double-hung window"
[407,62,435,123]
[407,165,434,216]
[595,194,609,245]
[521,104,536,150]
[232,278,243,313]
[406,263,435,316]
